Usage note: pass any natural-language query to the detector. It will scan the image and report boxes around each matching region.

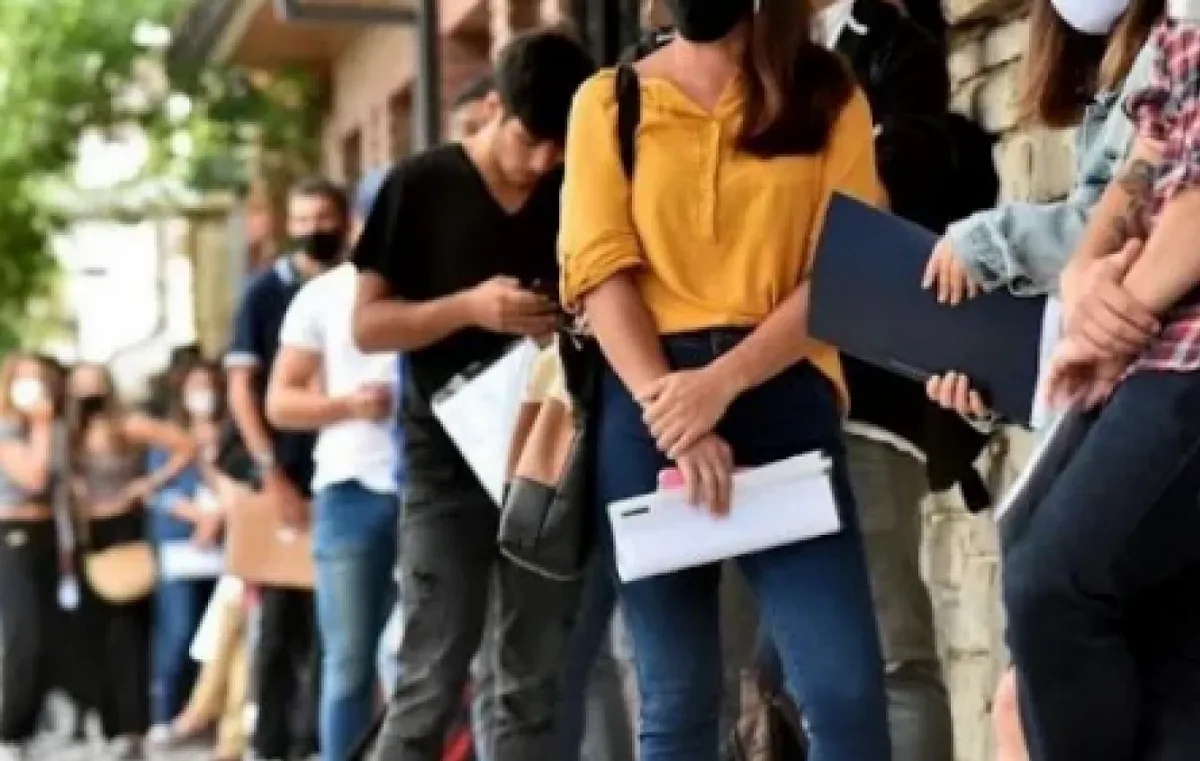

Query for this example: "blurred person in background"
[68,363,195,760]
[0,353,67,761]
[226,177,350,761]
[267,167,397,761]
[149,359,228,746]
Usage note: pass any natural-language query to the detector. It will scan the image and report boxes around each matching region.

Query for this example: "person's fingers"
[1108,238,1144,277]
[694,457,719,515]
[969,389,987,417]
[679,458,701,507]
[711,451,733,516]
[936,257,951,304]
[655,420,687,460]
[1095,282,1159,338]
[952,374,972,415]
[636,377,668,405]
[922,248,940,290]
[925,375,941,403]
[668,426,704,461]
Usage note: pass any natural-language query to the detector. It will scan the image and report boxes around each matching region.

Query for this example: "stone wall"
[933,2,1071,759]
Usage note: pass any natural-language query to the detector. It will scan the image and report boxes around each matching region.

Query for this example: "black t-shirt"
[352,144,561,490]
[225,257,318,494]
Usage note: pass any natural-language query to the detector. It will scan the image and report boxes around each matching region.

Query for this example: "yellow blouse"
[558,68,882,403]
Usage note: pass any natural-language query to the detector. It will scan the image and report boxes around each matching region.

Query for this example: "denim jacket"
[945,42,1155,296]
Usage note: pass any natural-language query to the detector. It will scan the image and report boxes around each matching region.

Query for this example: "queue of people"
[2,1,1198,761]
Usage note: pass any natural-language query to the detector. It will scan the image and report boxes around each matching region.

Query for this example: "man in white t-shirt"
[266,170,398,761]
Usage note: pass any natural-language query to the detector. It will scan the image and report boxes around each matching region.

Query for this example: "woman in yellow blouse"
[559,1,890,759]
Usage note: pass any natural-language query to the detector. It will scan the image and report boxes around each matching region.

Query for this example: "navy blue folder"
[808,193,1047,425]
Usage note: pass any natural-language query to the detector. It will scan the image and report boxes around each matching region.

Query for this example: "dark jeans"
[368,478,579,761]
[78,510,152,740]
[151,576,216,725]
[0,519,60,744]
[1003,369,1200,761]
[594,330,891,761]
[313,481,398,761]
[253,586,320,760]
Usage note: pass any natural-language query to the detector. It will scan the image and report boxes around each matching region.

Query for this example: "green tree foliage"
[0,0,320,351]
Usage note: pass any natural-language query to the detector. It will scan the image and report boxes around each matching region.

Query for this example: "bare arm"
[125,413,196,491]
[1066,139,1162,276]
[0,420,53,493]
[227,366,274,462]
[352,272,475,353]
[706,284,811,397]
[1122,188,1200,312]
[582,274,671,397]
[266,347,350,431]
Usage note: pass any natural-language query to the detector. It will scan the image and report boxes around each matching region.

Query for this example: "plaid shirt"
[1126,19,1200,372]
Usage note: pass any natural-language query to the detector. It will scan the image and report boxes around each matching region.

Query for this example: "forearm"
[267,386,349,431]
[0,423,53,492]
[1122,189,1200,313]
[707,284,810,396]
[354,292,475,353]
[1071,141,1163,267]
[583,275,671,396]
[228,380,274,459]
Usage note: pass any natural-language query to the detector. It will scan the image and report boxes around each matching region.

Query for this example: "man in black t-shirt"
[351,29,595,761]
[226,176,350,761]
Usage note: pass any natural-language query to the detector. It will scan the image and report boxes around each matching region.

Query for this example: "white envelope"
[607,453,842,583]
[432,339,540,506]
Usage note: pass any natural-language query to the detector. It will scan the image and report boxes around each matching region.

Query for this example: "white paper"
[432,339,540,506]
[160,540,225,580]
[607,453,842,583]
[190,575,243,663]
[1030,297,1063,431]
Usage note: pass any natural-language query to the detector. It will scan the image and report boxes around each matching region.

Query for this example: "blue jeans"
[314,480,399,761]
[151,575,215,725]
[595,330,890,761]
[1003,369,1200,761]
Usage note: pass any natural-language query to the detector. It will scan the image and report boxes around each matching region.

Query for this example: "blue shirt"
[225,257,317,494]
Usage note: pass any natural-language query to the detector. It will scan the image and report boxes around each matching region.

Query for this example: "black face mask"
[294,231,345,264]
[666,0,752,42]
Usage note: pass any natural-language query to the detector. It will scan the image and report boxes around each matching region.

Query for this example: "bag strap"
[615,63,641,181]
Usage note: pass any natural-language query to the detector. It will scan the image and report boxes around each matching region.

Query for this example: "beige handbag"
[225,484,314,590]
[83,541,156,604]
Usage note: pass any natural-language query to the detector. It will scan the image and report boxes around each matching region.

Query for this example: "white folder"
[607,453,842,583]
[432,339,540,506]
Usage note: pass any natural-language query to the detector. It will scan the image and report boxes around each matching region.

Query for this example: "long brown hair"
[1022,0,1163,128]
[738,0,855,157]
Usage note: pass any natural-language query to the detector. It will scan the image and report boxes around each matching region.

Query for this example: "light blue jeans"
[314,480,399,761]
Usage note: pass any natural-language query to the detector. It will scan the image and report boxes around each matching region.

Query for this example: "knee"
[323,636,376,700]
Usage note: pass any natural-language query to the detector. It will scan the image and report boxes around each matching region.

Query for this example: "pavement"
[28,695,215,761]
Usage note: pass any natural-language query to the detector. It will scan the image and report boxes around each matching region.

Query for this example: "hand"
[1043,336,1130,411]
[1060,239,1158,359]
[673,433,735,516]
[923,237,980,306]
[467,276,559,338]
[344,384,392,422]
[926,372,989,418]
[638,367,739,459]
[191,512,223,548]
[263,468,309,528]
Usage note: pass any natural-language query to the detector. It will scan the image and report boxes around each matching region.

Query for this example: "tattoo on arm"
[1109,158,1157,250]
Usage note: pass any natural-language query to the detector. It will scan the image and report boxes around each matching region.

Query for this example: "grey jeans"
[735,434,955,761]
[369,484,579,761]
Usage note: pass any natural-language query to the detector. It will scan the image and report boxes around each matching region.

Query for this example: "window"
[342,129,363,191]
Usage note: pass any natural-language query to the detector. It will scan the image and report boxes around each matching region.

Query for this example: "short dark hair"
[493,29,596,144]
[452,72,495,110]
[289,176,350,221]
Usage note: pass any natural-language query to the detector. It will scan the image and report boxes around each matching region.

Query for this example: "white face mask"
[9,377,44,413]
[1050,0,1130,35]
[185,390,217,419]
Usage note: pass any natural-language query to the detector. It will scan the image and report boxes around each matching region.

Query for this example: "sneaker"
[109,736,146,761]
[147,724,172,747]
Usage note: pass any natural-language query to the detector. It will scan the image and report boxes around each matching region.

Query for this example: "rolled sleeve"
[558,72,645,311]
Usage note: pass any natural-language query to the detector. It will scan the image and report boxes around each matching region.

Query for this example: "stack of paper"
[607,452,842,583]
[432,339,540,506]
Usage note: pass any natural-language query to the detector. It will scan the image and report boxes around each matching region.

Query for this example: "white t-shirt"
[279,262,399,494]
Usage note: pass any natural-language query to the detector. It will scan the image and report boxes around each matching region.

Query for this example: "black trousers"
[253,585,320,759]
[0,518,60,743]
[77,510,152,740]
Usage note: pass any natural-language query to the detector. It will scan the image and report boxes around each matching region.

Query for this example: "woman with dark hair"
[559,1,890,758]
[148,360,227,745]
[66,362,196,760]
[0,352,67,760]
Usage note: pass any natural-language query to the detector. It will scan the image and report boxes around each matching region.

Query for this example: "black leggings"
[0,518,60,743]
[76,510,152,740]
